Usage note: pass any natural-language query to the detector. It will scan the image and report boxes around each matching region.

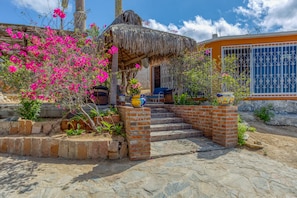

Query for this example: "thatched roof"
[100,10,197,69]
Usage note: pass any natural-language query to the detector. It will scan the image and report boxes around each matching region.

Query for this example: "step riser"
[151,113,175,118]
[151,118,183,125]
[151,132,202,142]
[151,125,192,132]
[151,108,169,113]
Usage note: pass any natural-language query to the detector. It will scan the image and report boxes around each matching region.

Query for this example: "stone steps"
[150,107,203,143]
[151,129,203,142]
[150,123,192,132]
[151,117,183,125]
[151,112,175,118]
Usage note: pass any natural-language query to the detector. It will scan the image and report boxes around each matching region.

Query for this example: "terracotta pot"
[60,119,69,131]
[93,116,103,125]
[111,114,120,123]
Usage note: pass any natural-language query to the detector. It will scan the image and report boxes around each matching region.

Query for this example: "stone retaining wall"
[239,100,297,127]
[165,105,238,148]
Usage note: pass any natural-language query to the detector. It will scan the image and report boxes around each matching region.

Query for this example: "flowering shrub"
[129,78,142,96]
[0,8,117,131]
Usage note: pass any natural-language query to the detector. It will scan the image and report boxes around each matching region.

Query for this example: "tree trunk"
[115,0,122,18]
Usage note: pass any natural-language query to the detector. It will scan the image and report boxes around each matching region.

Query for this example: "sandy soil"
[241,112,297,169]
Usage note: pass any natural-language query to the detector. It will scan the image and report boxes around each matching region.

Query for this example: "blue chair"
[146,87,168,103]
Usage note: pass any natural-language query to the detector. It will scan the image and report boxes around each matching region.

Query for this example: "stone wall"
[165,105,238,148]
[239,100,297,127]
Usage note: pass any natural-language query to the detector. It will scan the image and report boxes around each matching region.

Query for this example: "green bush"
[174,93,196,105]
[238,122,248,146]
[254,104,274,122]
[18,98,42,121]
[66,123,85,136]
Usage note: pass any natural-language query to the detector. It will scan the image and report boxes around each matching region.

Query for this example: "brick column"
[212,106,238,147]
[118,106,151,160]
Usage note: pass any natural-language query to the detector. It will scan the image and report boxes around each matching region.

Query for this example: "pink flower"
[53,8,66,19]
[10,56,20,64]
[90,23,96,28]
[205,49,211,55]
[19,51,27,57]
[98,59,109,66]
[108,46,118,55]
[16,32,23,39]
[135,63,141,69]
[8,65,17,73]
[96,70,109,83]
[222,73,229,77]
[6,28,13,36]
[30,83,38,91]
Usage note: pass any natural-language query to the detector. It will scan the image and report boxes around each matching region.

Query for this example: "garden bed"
[0,118,128,160]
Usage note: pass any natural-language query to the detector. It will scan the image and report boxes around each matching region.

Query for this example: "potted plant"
[129,78,145,108]
[216,73,235,105]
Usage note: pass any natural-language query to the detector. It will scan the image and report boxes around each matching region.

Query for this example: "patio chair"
[146,87,168,103]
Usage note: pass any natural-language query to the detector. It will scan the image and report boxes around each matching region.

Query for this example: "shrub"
[254,104,274,122]
[238,122,248,146]
[66,124,85,136]
[18,98,42,121]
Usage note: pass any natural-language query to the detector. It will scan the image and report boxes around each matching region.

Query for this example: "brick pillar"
[118,106,151,160]
[212,106,238,147]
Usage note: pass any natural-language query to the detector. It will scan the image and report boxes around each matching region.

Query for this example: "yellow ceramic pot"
[217,92,235,105]
[131,95,145,108]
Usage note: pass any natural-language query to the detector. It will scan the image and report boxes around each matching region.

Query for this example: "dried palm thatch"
[101,23,196,68]
[110,10,142,26]
[98,10,197,68]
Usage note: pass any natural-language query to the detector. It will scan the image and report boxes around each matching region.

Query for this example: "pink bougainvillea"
[53,8,66,19]
[8,65,17,73]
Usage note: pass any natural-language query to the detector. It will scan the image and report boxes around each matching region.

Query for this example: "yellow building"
[203,31,297,100]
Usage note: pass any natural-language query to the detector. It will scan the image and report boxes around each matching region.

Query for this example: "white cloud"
[144,16,248,42]
[11,0,73,16]
[12,0,59,14]
[234,0,297,32]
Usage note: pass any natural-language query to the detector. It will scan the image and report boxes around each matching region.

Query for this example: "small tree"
[0,8,115,132]
[220,55,250,104]
[169,45,250,104]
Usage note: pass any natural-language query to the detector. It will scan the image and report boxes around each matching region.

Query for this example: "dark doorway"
[154,66,161,88]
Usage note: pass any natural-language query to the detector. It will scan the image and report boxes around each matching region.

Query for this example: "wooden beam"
[123,52,154,67]
[110,51,118,105]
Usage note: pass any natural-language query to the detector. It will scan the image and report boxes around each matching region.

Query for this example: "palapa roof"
[100,10,197,69]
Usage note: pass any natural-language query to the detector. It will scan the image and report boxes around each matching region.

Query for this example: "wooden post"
[115,0,123,18]
[74,0,86,32]
[110,52,118,105]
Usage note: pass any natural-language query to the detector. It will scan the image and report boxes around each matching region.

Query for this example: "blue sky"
[1,0,297,42]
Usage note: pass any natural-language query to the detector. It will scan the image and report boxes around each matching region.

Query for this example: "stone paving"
[1,147,297,198]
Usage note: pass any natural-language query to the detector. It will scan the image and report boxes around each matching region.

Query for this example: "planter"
[131,95,146,108]
[93,86,109,105]
[164,89,174,104]
[217,92,235,106]
[93,115,120,125]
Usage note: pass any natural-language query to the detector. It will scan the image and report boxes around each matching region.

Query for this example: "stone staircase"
[150,107,202,141]
[149,105,208,158]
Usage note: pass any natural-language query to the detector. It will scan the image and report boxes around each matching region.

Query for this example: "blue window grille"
[222,42,297,97]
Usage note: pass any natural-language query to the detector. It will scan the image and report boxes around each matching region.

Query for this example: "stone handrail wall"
[118,106,151,160]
